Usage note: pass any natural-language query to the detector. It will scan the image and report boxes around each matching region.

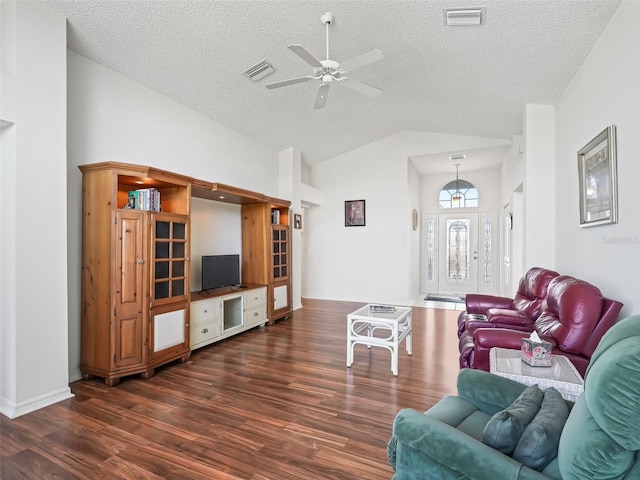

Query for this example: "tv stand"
[189,285,267,350]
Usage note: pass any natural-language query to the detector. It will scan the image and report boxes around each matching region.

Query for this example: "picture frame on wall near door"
[577,125,618,227]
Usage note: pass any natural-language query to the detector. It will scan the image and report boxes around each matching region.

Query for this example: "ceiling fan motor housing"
[320,12,334,25]
[316,60,342,80]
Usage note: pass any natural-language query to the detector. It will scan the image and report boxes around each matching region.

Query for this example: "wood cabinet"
[240,203,292,323]
[80,163,292,385]
[79,163,192,386]
[190,286,267,350]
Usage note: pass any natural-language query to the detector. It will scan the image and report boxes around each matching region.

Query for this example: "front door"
[437,212,479,295]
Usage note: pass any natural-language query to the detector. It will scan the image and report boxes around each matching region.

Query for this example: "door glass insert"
[155,261,169,279]
[483,217,492,284]
[447,219,470,282]
[156,221,170,239]
[172,222,185,240]
[153,216,188,302]
[426,219,435,281]
[272,226,289,280]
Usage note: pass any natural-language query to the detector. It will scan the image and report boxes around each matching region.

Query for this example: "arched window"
[439,178,478,208]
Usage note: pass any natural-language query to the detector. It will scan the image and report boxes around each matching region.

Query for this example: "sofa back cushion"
[512,267,559,318]
[534,276,603,354]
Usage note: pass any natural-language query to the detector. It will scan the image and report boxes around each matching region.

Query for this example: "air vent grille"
[444,8,485,26]
[243,60,275,82]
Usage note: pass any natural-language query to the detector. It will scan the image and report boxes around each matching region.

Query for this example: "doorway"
[438,212,478,295]
[422,211,497,296]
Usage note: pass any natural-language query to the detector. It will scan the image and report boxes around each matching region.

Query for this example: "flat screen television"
[201,254,240,291]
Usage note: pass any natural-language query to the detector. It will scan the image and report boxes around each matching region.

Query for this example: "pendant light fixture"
[452,163,463,205]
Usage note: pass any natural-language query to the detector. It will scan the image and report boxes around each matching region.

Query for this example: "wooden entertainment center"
[79,162,291,386]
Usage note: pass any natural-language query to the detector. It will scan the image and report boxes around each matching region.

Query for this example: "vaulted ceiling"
[41,0,621,171]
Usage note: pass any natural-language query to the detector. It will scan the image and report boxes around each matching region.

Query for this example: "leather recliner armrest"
[487,308,536,327]
[474,328,558,349]
[465,293,513,314]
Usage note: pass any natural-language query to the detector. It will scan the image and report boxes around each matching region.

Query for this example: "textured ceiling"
[41,0,621,169]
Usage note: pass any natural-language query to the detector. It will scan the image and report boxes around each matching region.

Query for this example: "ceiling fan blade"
[340,48,384,72]
[314,83,330,109]
[341,78,383,97]
[266,76,315,89]
[288,44,323,68]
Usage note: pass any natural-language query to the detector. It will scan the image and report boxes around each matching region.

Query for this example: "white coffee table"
[489,347,584,401]
[347,304,412,376]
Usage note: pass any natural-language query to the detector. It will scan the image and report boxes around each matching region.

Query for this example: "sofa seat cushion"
[424,395,491,442]
[482,384,544,454]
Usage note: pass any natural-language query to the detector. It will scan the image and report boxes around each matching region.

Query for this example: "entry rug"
[424,294,465,304]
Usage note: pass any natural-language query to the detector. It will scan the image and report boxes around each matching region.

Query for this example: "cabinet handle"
[201,328,208,334]
[203,310,207,313]
[137,258,144,264]
[253,312,258,317]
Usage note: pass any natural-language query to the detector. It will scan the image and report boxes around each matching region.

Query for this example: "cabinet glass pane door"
[153,214,188,303]
[272,226,289,280]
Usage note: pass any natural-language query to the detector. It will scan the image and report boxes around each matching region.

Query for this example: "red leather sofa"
[458,275,623,376]
[457,267,559,338]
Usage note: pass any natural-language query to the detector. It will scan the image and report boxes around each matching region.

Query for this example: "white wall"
[554,0,640,316]
[408,162,421,299]
[190,198,242,292]
[65,53,281,381]
[523,105,556,270]
[1,1,72,418]
[306,131,509,304]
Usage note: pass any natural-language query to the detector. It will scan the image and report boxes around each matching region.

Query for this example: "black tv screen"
[201,254,240,291]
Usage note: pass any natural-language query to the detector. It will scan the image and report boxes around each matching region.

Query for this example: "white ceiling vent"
[243,60,275,82]
[444,8,485,26]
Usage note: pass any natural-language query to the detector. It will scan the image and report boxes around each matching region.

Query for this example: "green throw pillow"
[513,387,569,470]
[482,384,543,454]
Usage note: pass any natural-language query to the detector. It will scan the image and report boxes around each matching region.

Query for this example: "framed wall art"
[345,199,365,227]
[577,125,618,227]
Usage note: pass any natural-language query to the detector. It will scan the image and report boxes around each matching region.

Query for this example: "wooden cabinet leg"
[140,369,155,379]
[105,377,120,387]
[180,352,191,363]
[81,372,94,380]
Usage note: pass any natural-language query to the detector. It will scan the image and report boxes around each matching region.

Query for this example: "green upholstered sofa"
[387,314,640,480]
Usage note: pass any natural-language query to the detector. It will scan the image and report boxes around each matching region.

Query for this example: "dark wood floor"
[1,299,461,479]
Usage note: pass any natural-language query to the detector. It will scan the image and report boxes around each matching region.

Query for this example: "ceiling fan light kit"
[266,12,384,109]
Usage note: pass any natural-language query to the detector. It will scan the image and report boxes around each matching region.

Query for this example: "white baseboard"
[1,386,74,419]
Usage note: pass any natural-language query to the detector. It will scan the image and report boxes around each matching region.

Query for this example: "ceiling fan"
[266,12,384,109]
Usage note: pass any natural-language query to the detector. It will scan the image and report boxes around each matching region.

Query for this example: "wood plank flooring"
[1,299,461,479]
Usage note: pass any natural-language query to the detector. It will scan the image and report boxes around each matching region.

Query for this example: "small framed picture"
[294,213,302,229]
[345,199,366,227]
[577,125,618,227]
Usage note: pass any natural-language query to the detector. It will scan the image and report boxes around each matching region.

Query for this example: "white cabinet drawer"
[190,320,219,347]
[245,304,267,326]
[191,298,220,324]
[244,287,267,308]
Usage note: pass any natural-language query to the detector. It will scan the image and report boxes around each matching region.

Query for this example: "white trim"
[1,386,73,419]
